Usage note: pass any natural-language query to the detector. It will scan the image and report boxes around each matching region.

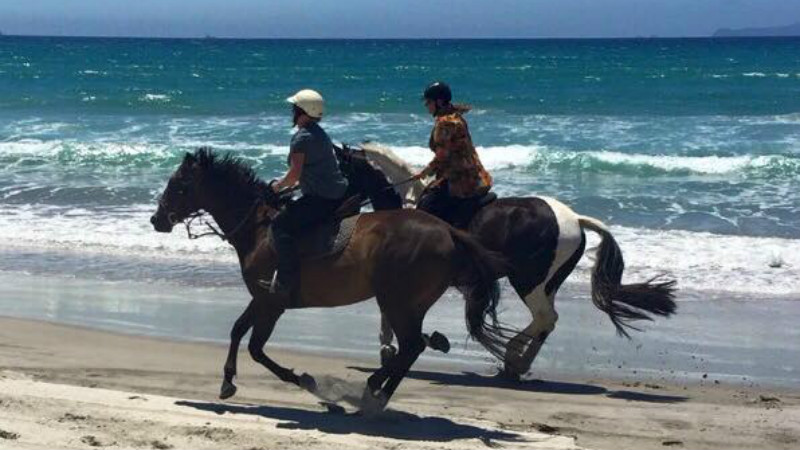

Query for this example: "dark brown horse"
[150,148,509,410]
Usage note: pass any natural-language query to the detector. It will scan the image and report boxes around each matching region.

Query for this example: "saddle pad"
[267,214,360,261]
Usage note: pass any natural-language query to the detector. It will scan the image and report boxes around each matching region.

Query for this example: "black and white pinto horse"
[348,142,677,378]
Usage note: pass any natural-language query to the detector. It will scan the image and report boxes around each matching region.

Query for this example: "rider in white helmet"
[268,89,349,298]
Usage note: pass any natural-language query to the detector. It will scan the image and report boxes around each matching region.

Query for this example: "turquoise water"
[1,36,799,297]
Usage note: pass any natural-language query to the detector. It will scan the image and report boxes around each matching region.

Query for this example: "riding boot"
[271,227,301,304]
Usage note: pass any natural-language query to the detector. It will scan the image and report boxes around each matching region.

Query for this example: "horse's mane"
[360,141,417,174]
[189,147,268,197]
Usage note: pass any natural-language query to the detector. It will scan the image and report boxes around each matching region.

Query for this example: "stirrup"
[257,270,291,295]
[268,270,280,294]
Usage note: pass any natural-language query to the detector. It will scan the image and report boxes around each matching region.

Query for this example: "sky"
[0,0,798,39]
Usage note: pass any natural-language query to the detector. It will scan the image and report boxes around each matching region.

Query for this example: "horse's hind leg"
[510,286,559,376]
[503,284,554,377]
[220,298,256,399]
[379,313,449,367]
[379,314,397,366]
[380,315,425,400]
[504,233,586,377]
[365,307,426,412]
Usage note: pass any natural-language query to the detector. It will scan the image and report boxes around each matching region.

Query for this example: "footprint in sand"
[0,429,20,440]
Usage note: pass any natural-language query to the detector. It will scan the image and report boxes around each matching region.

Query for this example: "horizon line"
[2,32,798,41]
[0,32,731,41]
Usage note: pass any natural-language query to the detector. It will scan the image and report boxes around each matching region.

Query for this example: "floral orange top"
[422,112,492,198]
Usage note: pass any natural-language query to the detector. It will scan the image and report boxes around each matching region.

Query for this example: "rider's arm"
[273,153,305,191]
[419,146,448,178]
[418,119,460,178]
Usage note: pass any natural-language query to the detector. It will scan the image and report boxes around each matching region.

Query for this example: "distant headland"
[713,22,800,38]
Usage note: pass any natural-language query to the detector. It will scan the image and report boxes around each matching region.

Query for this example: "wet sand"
[1,317,799,450]
[2,271,800,388]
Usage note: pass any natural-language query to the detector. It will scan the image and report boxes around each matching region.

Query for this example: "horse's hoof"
[428,331,451,353]
[380,345,397,366]
[359,387,388,416]
[219,380,237,400]
[320,402,346,415]
[497,368,522,382]
[298,373,317,393]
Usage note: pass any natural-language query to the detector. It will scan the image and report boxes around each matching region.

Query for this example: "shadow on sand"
[347,366,688,404]
[175,400,523,443]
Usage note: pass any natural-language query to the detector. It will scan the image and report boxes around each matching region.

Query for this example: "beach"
[0,316,798,450]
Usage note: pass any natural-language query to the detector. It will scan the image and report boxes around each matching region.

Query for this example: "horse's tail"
[578,215,677,338]
[449,227,511,360]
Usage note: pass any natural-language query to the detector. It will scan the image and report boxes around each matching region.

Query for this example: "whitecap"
[140,93,171,103]
[388,144,544,171]
[742,72,766,77]
[381,144,798,177]
[1,203,798,297]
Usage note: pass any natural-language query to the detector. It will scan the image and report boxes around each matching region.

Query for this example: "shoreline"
[1,316,799,449]
[2,271,800,389]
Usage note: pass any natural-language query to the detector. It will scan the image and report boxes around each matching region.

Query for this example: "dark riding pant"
[417,181,487,229]
[271,194,344,288]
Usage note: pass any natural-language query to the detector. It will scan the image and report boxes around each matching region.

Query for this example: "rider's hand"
[269,179,281,193]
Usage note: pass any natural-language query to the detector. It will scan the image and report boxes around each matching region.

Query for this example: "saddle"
[266,212,361,261]
[452,191,498,229]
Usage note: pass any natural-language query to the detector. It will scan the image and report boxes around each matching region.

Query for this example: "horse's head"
[150,151,206,233]
[152,147,272,235]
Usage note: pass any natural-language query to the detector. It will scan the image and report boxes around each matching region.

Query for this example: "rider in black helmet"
[424,81,452,105]
[415,82,492,227]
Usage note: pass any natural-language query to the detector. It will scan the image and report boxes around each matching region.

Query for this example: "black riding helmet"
[423,81,452,103]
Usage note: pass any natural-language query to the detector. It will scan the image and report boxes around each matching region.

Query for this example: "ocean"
[1,37,800,384]
[2,36,798,295]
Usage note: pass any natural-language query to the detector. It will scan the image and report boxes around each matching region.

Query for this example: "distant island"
[713,22,800,38]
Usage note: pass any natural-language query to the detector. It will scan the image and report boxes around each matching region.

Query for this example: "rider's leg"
[416,182,456,225]
[270,208,301,295]
[270,195,342,295]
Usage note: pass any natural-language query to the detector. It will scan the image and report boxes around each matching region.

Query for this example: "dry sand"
[0,317,798,450]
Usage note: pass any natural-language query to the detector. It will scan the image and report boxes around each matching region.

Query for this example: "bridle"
[157,181,292,242]
[181,199,262,241]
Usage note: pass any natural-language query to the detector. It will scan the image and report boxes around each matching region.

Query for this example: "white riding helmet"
[286,89,324,119]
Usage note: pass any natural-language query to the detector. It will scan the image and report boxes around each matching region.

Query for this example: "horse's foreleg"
[220,299,256,399]
[247,307,316,391]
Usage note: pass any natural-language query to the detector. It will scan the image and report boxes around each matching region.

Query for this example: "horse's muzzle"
[150,213,174,233]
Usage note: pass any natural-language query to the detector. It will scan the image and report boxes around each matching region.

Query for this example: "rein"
[357,175,419,208]
[180,185,298,241]
[183,198,262,241]
[335,143,420,209]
